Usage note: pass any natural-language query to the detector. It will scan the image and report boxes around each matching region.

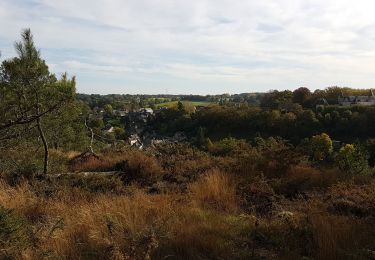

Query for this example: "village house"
[113,109,128,117]
[338,90,375,106]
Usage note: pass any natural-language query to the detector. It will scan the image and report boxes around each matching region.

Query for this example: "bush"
[1,160,40,185]
[207,137,249,156]
[335,144,369,175]
[256,137,305,177]
[56,174,125,193]
[237,176,277,216]
[0,206,32,259]
[328,181,375,217]
[114,151,164,184]
[273,166,338,198]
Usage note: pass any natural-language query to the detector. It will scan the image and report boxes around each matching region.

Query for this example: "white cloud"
[1,0,375,94]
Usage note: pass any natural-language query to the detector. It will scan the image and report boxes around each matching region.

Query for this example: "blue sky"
[1,0,375,94]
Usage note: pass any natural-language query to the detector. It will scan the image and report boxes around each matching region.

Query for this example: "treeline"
[261,87,374,109]
[76,92,263,110]
[149,103,375,144]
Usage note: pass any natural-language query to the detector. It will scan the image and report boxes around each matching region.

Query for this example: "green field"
[155,101,214,108]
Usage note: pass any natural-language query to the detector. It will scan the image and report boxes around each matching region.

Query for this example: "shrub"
[114,151,164,184]
[1,160,40,185]
[335,144,369,175]
[273,166,338,198]
[256,137,305,177]
[309,213,375,259]
[237,176,277,216]
[0,206,32,259]
[328,181,375,217]
[56,174,125,193]
[207,137,249,156]
[68,151,120,172]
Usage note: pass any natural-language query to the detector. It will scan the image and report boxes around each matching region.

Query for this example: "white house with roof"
[338,90,375,106]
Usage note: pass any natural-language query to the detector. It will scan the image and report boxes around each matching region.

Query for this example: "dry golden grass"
[0,181,178,259]
[309,212,375,260]
[0,179,251,259]
[1,147,375,259]
[190,169,238,213]
[69,151,164,182]
[68,152,123,172]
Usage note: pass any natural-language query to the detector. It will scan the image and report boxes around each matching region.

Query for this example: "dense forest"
[1,30,375,259]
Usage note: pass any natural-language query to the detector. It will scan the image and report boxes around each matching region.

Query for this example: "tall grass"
[190,169,238,213]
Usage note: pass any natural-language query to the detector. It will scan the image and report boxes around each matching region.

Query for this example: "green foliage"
[260,90,293,109]
[0,29,77,174]
[0,206,32,259]
[309,133,333,161]
[44,102,89,150]
[103,103,113,114]
[335,144,369,175]
[208,137,249,156]
[113,127,126,139]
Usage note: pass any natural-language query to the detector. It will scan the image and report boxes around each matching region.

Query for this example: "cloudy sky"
[1,0,375,94]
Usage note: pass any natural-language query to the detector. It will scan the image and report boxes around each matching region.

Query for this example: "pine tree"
[0,29,76,174]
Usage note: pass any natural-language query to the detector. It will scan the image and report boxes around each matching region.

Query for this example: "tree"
[335,144,368,175]
[292,87,311,106]
[309,133,333,161]
[0,29,75,174]
[113,127,125,139]
[260,90,293,109]
[177,101,184,111]
[103,104,113,115]
[44,101,89,150]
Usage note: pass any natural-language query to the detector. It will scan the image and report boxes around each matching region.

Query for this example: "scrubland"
[1,141,375,260]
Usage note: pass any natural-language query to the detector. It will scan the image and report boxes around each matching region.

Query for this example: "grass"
[1,147,375,259]
[190,169,238,213]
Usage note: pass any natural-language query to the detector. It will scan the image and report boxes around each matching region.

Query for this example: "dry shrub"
[328,181,375,217]
[68,151,123,172]
[237,176,278,216]
[273,166,337,198]
[309,213,375,259]
[253,213,313,258]
[154,208,256,260]
[56,174,125,193]
[190,169,237,213]
[115,150,164,183]
[69,150,164,184]
[157,144,215,180]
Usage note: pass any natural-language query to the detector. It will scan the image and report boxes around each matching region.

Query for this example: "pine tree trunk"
[37,117,49,174]
[85,119,95,153]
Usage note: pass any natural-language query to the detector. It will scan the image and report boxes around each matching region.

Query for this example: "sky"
[1,0,375,94]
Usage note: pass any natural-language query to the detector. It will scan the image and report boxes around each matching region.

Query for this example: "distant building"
[315,98,329,110]
[139,108,154,115]
[128,134,143,149]
[338,90,375,106]
[113,109,128,117]
[104,125,114,133]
